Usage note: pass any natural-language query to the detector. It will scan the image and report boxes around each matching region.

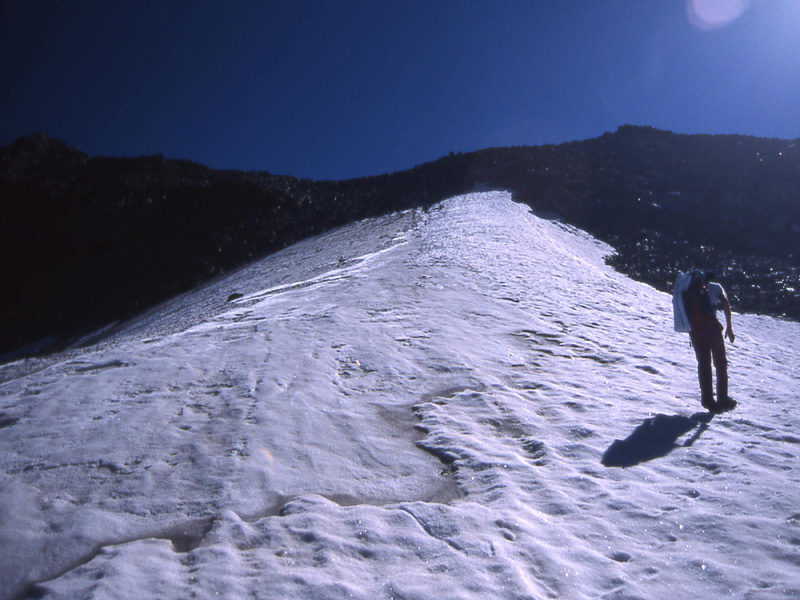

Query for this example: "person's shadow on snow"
[601,412,713,468]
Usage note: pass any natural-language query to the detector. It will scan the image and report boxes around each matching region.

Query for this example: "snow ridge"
[1,192,798,599]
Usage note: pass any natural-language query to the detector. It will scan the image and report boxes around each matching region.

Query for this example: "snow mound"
[1,192,798,599]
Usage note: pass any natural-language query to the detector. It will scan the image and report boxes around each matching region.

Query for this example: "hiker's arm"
[721,292,735,343]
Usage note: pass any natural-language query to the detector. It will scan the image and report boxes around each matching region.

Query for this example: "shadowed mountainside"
[1,126,798,360]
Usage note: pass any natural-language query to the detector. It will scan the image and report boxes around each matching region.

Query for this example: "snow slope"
[1,192,798,600]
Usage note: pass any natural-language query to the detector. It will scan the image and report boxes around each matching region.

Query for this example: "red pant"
[690,319,728,401]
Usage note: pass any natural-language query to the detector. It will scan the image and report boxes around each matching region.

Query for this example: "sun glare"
[686,0,750,31]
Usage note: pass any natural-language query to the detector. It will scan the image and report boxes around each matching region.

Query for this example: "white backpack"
[672,272,693,333]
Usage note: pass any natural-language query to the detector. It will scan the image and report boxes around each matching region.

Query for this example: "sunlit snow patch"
[1,192,798,600]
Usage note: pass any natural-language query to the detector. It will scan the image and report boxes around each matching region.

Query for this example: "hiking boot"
[716,396,737,412]
[701,396,717,412]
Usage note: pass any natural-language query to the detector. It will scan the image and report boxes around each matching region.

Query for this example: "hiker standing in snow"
[679,271,736,413]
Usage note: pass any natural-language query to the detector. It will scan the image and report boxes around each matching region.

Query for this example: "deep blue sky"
[2,1,799,180]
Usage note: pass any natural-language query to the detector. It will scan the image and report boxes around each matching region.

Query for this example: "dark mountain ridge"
[2,125,798,361]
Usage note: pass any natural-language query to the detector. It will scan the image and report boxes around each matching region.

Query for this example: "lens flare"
[686,0,749,31]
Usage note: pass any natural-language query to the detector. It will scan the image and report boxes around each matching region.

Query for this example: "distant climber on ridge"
[673,270,736,413]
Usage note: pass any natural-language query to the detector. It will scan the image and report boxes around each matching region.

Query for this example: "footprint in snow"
[520,437,547,466]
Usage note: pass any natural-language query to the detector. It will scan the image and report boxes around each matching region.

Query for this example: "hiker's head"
[690,270,705,287]
[704,271,716,283]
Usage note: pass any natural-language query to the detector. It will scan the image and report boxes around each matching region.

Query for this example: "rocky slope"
[1,126,798,360]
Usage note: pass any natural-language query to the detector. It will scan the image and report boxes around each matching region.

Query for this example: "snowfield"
[1,192,798,599]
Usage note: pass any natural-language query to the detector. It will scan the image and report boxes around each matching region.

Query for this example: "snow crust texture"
[1,192,799,599]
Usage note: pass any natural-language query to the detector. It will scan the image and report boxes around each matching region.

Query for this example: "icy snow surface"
[1,192,799,599]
